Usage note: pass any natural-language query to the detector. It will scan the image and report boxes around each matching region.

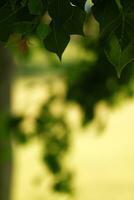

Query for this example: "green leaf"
[46,0,86,57]
[12,21,34,35]
[28,0,43,15]
[0,25,10,42]
[36,22,50,40]
[0,2,37,41]
[0,3,18,41]
[44,24,70,59]
[92,0,120,38]
[0,0,86,58]
[114,0,123,11]
[105,34,134,78]
[0,0,6,7]
[92,0,134,76]
[48,0,72,27]
[63,6,86,35]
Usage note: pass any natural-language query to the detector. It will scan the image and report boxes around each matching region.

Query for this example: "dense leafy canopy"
[0,0,134,75]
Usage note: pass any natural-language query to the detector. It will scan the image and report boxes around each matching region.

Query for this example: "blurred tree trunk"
[0,43,14,200]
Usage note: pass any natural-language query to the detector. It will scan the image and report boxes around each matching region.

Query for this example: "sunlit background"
[6,14,134,200]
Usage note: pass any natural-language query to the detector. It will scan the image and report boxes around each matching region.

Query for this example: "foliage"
[10,96,72,194]
[0,0,133,75]
[92,0,134,77]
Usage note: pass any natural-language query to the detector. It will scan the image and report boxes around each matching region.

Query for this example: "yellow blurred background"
[10,38,134,200]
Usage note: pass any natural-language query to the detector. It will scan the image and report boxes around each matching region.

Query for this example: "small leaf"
[70,0,87,10]
[36,22,50,40]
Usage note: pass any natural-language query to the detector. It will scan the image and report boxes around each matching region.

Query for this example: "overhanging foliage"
[0,0,134,76]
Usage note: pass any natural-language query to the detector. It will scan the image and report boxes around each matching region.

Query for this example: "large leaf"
[63,6,86,35]
[92,0,120,38]
[44,24,70,59]
[46,0,86,57]
[105,34,134,78]
[48,0,72,27]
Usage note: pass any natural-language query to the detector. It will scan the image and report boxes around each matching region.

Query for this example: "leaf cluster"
[0,0,133,75]
[10,96,72,194]
[0,0,86,59]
